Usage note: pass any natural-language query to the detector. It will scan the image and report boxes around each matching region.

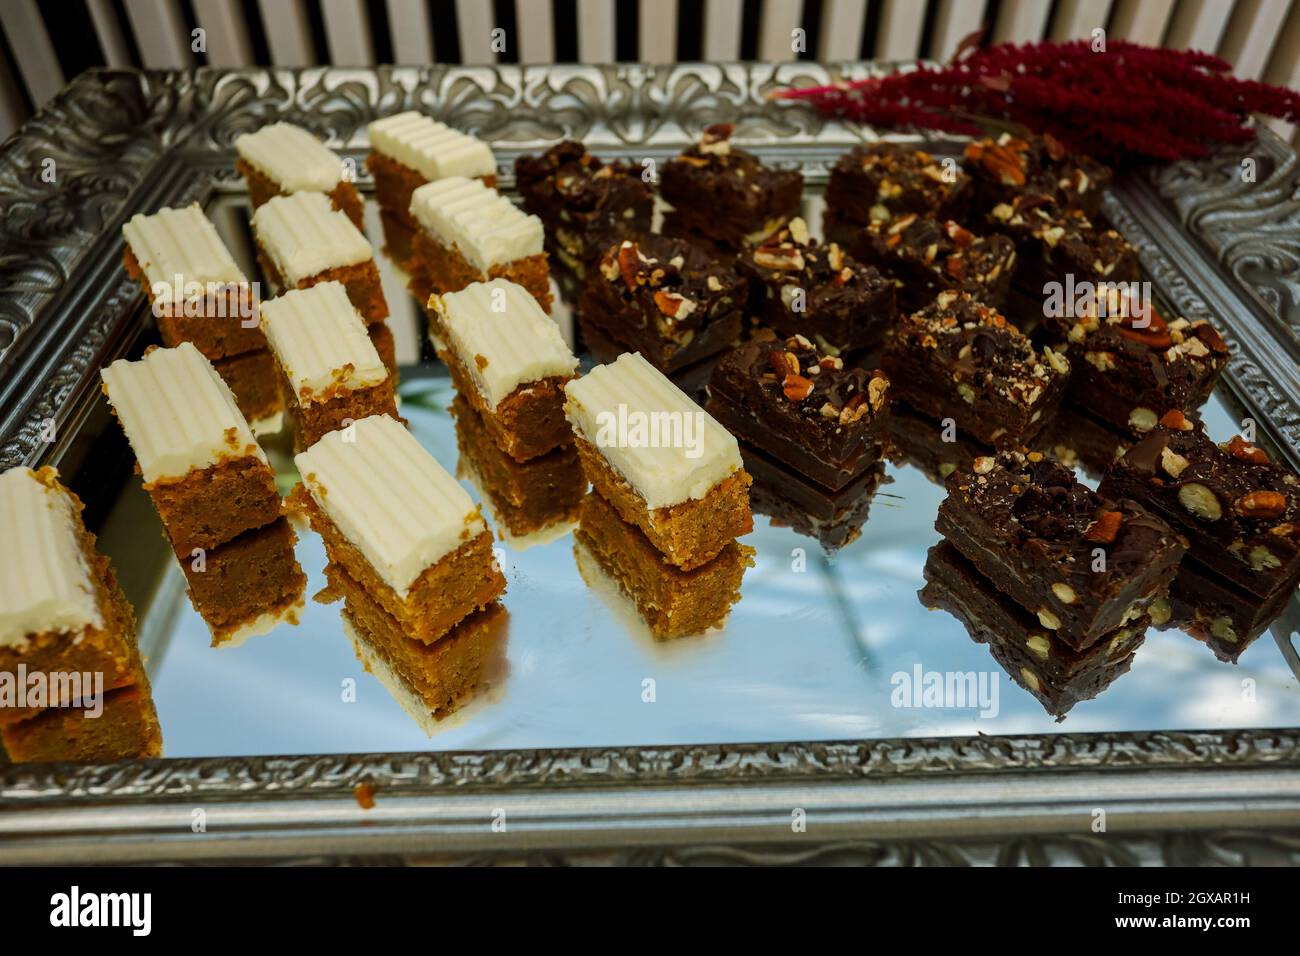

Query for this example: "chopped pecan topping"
[1158,409,1193,431]
[653,290,695,319]
[944,221,975,247]
[1224,434,1269,465]
[839,392,869,423]
[783,374,815,403]
[1235,490,1287,520]
[1083,510,1123,543]
[767,349,797,379]
[752,246,805,271]
[1192,321,1228,355]
[617,242,641,290]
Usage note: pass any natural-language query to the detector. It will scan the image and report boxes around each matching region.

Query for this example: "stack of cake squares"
[100,342,307,648]
[564,352,756,639]
[121,202,285,435]
[364,113,559,321]
[428,278,586,545]
[0,466,162,762]
[291,415,509,729]
[238,119,396,392]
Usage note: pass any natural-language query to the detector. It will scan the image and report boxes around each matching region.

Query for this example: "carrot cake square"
[178,518,306,647]
[430,278,577,461]
[251,191,389,325]
[335,567,509,733]
[213,348,285,436]
[122,202,263,360]
[564,351,753,570]
[235,121,364,229]
[0,467,148,727]
[260,281,399,450]
[1,683,161,764]
[574,491,753,639]
[408,176,552,313]
[366,110,497,225]
[290,414,506,644]
[452,395,585,542]
[100,341,283,555]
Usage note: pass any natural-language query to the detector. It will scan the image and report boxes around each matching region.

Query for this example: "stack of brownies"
[292,414,509,728]
[707,327,893,549]
[0,466,162,763]
[565,352,756,638]
[427,278,586,544]
[1100,414,1300,662]
[121,202,284,435]
[100,342,306,647]
[925,450,1188,717]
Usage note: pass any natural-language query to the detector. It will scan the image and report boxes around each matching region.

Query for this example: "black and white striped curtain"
[1,0,1297,143]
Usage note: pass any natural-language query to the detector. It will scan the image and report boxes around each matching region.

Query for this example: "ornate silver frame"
[2,64,1300,865]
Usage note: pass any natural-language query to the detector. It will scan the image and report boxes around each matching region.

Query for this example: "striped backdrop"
[1,0,1297,145]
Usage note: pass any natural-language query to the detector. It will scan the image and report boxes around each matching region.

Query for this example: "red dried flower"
[772,37,1300,164]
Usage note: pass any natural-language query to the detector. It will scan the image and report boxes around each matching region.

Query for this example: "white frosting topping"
[0,468,103,647]
[409,177,543,272]
[235,122,345,192]
[101,341,267,484]
[260,282,387,404]
[368,111,496,181]
[294,415,486,596]
[121,203,246,306]
[563,352,742,511]
[433,279,577,409]
[251,191,373,286]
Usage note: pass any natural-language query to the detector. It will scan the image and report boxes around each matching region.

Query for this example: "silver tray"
[2,64,1300,866]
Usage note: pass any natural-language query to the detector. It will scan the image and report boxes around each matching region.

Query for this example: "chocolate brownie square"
[826,210,1017,313]
[937,450,1187,651]
[1099,416,1300,604]
[514,140,654,278]
[579,234,747,373]
[882,292,1070,449]
[826,142,971,225]
[736,217,896,353]
[660,124,802,252]
[707,327,890,491]
[964,132,1113,218]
